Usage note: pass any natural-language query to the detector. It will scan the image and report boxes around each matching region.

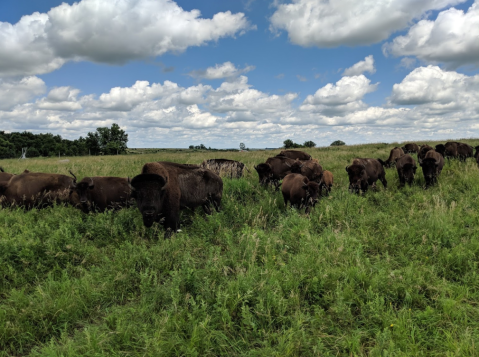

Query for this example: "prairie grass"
[1,141,479,356]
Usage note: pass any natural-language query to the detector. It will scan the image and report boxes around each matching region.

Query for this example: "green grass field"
[1,141,479,356]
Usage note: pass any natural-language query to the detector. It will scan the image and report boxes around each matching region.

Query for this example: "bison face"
[435,144,446,157]
[130,174,168,228]
[346,164,367,193]
[303,181,320,207]
[420,158,438,188]
[400,163,416,185]
[254,163,273,186]
[71,179,94,211]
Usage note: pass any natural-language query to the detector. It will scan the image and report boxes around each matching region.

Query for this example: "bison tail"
[377,158,386,166]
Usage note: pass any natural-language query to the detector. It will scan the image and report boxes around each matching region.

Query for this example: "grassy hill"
[1,140,479,356]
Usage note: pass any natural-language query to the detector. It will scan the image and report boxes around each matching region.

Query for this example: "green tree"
[86,123,128,155]
[283,139,294,149]
[189,145,194,149]
[303,140,316,148]
[330,140,346,146]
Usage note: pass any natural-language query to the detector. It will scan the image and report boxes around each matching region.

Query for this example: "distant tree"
[189,145,194,149]
[86,123,128,155]
[239,142,246,150]
[283,139,294,149]
[330,140,346,146]
[303,141,316,148]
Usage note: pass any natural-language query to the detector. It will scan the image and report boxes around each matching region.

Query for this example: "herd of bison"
[0,141,478,238]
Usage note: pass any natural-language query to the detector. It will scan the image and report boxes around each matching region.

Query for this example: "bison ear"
[345,165,349,172]
[160,176,168,190]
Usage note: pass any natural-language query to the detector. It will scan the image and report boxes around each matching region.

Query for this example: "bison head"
[420,158,439,188]
[303,181,320,207]
[399,163,417,185]
[130,173,168,228]
[71,178,94,212]
[254,163,272,186]
[435,144,446,157]
[346,164,367,194]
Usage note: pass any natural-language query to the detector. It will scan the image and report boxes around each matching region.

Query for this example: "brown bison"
[475,146,479,167]
[130,162,223,238]
[435,144,446,157]
[444,141,460,159]
[396,154,417,187]
[291,159,323,183]
[457,143,473,161]
[378,147,404,168]
[401,143,419,154]
[0,167,14,184]
[281,173,320,214]
[320,170,334,195]
[200,159,248,178]
[0,170,76,208]
[277,150,312,161]
[254,156,302,188]
[346,158,387,194]
[420,150,444,188]
[418,144,434,164]
[70,176,132,213]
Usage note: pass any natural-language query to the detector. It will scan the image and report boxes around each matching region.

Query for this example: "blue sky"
[0,0,478,148]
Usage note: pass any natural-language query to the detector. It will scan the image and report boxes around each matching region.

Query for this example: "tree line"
[0,123,128,159]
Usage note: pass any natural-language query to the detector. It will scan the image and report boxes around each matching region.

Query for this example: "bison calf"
[396,154,417,187]
[320,170,333,195]
[420,150,444,188]
[378,147,404,168]
[346,158,387,194]
[281,173,320,214]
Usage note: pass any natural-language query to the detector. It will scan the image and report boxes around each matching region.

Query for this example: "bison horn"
[89,177,94,188]
[345,165,349,172]
[68,170,77,182]
[0,166,4,173]
[285,162,291,167]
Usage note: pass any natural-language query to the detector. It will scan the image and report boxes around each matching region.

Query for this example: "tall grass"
[1,140,479,356]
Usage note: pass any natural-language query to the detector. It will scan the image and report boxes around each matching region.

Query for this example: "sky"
[0,0,478,149]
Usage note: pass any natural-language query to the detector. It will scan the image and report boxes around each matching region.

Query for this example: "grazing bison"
[475,146,479,167]
[420,150,444,188]
[418,145,434,164]
[320,170,334,196]
[435,144,446,157]
[0,167,13,184]
[277,150,312,161]
[70,175,132,213]
[281,173,320,214]
[346,158,387,194]
[378,147,404,168]
[444,141,460,159]
[401,143,420,154]
[201,159,248,178]
[0,170,76,208]
[130,162,223,238]
[291,159,323,183]
[396,154,417,187]
[457,143,473,161]
[254,156,302,188]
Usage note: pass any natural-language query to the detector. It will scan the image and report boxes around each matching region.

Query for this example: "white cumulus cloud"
[188,62,255,79]
[0,76,46,110]
[383,1,479,68]
[269,0,465,48]
[343,55,376,76]
[0,0,252,77]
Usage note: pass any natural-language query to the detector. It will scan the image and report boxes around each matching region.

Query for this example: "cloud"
[269,0,466,48]
[0,76,46,110]
[188,62,255,80]
[0,0,252,77]
[343,55,376,76]
[296,75,308,82]
[36,87,82,111]
[398,57,417,70]
[383,1,479,68]
[275,73,285,79]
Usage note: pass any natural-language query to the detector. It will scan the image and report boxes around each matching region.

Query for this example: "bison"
[0,167,14,184]
[378,147,404,168]
[396,154,417,187]
[200,159,248,178]
[130,162,223,238]
[435,144,446,157]
[281,173,320,214]
[0,170,76,208]
[418,145,434,164]
[346,158,387,194]
[475,146,479,167]
[420,150,444,188]
[291,159,323,183]
[457,143,473,161]
[401,143,420,154]
[254,156,302,188]
[320,170,333,196]
[444,141,460,159]
[276,150,312,161]
[70,175,133,213]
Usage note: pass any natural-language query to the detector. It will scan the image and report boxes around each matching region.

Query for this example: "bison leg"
[379,175,387,189]
[202,202,212,215]
[163,213,180,239]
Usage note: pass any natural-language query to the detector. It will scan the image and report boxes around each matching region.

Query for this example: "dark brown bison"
[130,162,223,238]
[401,143,419,154]
[346,158,387,194]
[0,170,76,208]
[70,176,132,213]
[0,167,14,184]
[435,144,446,157]
[475,146,479,167]
[378,147,404,168]
[281,173,320,214]
[457,143,473,161]
[418,144,434,164]
[320,170,334,195]
[444,141,460,159]
[291,159,323,183]
[200,159,248,178]
[277,150,312,160]
[420,150,444,188]
[396,154,417,187]
[254,156,302,188]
